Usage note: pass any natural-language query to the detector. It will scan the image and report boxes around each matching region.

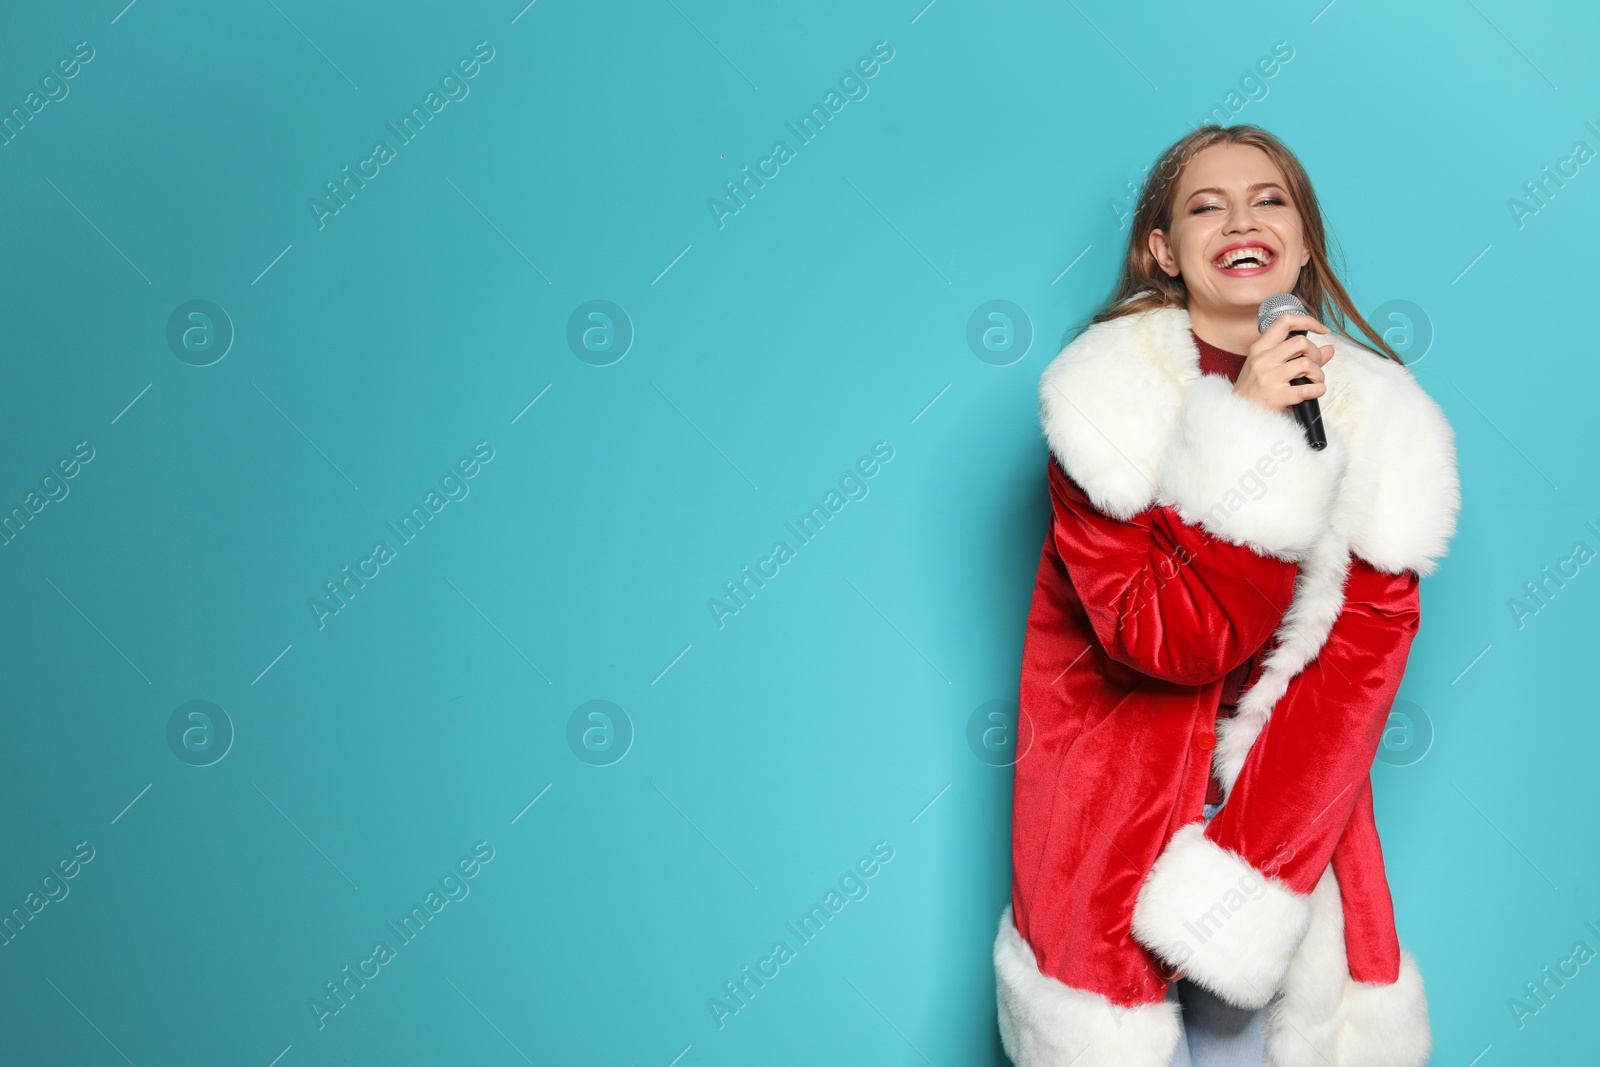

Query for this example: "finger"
[1270,336,1321,367]
[1268,312,1331,338]
[1293,335,1326,365]
[1252,313,1322,356]
[1262,314,1297,345]
[1289,312,1332,334]
[1283,354,1320,383]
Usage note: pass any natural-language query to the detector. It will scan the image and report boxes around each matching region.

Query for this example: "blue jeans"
[1165,802,1269,1067]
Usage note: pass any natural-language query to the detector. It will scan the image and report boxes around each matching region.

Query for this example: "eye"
[1190,195,1288,214]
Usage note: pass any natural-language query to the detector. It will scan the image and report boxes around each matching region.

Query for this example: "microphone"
[1257,293,1328,451]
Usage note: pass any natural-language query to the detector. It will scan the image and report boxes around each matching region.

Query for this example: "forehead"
[1175,143,1287,198]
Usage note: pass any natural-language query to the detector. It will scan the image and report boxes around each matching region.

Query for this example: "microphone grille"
[1257,292,1307,334]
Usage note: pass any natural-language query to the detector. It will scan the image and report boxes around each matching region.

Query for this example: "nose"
[1224,200,1262,235]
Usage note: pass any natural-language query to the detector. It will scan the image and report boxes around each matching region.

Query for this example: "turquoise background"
[1,0,1597,1063]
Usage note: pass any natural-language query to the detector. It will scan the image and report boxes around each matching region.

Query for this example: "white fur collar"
[1037,305,1459,577]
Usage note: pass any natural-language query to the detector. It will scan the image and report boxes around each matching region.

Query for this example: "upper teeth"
[1218,247,1271,268]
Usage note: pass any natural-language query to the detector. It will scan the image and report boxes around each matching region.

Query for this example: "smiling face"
[1147,142,1312,319]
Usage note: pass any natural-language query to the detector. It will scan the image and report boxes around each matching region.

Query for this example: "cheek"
[1184,239,1219,276]
[1177,222,1220,269]
[1275,226,1307,267]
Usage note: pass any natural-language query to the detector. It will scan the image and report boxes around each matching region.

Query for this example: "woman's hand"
[1234,312,1334,414]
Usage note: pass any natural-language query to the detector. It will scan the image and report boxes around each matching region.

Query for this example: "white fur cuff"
[1155,374,1349,561]
[1334,948,1431,1067]
[1130,822,1311,1011]
[994,905,1181,1067]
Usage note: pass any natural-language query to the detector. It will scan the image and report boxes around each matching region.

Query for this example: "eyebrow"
[1184,182,1288,199]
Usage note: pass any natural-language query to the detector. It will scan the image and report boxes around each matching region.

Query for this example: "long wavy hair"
[1090,124,1404,366]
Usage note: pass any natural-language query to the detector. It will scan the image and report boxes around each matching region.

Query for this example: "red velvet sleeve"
[1047,457,1300,687]
[1202,557,1423,894]
[1331,776,1404,984]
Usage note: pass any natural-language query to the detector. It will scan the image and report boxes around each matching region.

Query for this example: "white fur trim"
[1129,822,1311,1011]
[1212,527,1352,798]
[1037,305,1459,576]
[1320,337,1460,579]
[1334,949,1431,1066]
[994,905,1181,1067]
[1038,308,1197,522]
[1156,373,1351,560]
[1264,867,1349,1065]
[1265,868,1432,1067]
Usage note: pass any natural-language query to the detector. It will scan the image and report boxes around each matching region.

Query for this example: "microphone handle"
[1285,328,1328,451]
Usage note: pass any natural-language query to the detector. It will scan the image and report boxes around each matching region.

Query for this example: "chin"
[1206,288,1268,311]
[1214,276,1294,306]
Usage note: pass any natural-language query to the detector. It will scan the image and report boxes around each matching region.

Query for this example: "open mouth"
[1212,244,1276,275]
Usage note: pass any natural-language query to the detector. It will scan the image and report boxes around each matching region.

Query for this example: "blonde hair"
[1089,124,1404,366]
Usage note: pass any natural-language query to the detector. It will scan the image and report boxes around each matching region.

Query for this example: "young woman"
[993,124,1460,1067]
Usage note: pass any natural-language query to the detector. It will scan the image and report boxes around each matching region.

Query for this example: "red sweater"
[1191,329,1272,805]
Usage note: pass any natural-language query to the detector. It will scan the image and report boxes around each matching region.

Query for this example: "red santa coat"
[994,305,1460,1067]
